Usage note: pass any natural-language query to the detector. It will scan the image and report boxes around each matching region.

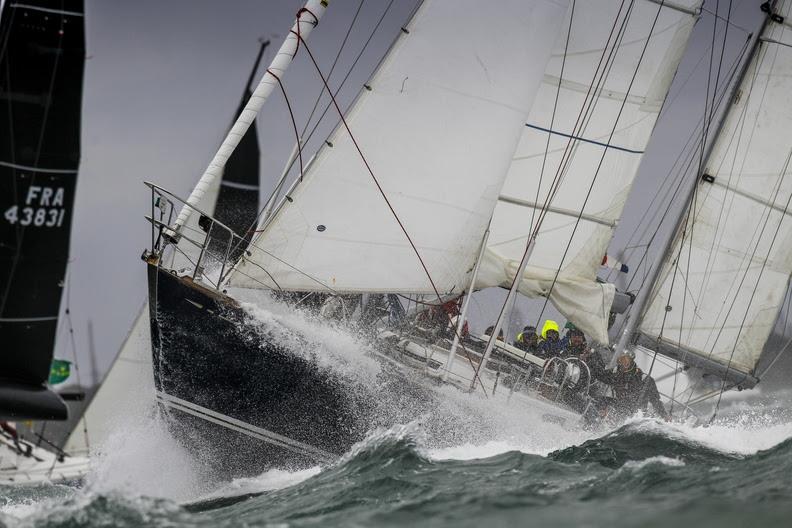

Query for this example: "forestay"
[230,0,568,294]
[476,0,701,344]
[639,3,792,377]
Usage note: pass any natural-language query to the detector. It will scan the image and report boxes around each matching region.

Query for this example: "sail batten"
[638,2,792,377]
[476,0,701,344]
[230,0,569,295]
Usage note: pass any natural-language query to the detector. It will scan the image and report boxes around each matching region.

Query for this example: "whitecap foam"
[199,466,322,502]
[623,456,686,470]
[85,404,206,502]
[620,414,792,456]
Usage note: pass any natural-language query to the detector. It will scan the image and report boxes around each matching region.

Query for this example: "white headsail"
[639,2,792,379]
[475,0,701,344]
[229,0,568,294]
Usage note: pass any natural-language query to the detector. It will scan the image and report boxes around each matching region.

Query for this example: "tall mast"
[613,2,777,358]
[170,0,328,236]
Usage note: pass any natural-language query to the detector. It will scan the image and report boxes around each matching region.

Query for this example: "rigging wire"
[710,148,792,418]
[289,19,491,395]
[532,0,666,331]
[530,0,576,236]
[248,0,396,238]
[610,31,752,340]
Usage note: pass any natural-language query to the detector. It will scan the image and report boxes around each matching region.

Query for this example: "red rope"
[266,68,304,183]
[293,8,319,59]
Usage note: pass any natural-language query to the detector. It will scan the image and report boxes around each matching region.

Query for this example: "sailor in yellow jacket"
[537,320,563,359]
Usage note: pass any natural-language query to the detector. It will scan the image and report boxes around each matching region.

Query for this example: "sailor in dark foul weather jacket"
[605,354,670,421]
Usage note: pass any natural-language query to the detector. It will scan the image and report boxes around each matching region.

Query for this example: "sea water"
[2,295,791,527]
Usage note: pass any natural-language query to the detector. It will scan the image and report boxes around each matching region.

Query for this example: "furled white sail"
[476,0,701,344]
[230,0,568,294]
[639,5,792,376]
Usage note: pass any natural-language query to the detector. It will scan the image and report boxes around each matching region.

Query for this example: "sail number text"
[3,186,67,228]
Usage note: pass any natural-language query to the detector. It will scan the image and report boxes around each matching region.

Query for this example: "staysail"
[65,44,266,452]
[230,0,568,295]
[475,0,701,344]
[0,0,85,420]
[638,1,792,385]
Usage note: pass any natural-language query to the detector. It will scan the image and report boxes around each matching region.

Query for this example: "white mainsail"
[230,0,568,294]
[639,2,792,378]
[476,0,701,344]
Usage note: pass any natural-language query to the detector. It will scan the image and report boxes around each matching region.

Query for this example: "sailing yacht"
[144,0,570,475]
[140,0,713,477]
[0,0,90,483]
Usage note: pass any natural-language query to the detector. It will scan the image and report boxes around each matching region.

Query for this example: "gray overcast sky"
[57,1,772,384]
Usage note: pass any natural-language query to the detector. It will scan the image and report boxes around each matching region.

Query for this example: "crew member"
[514,325,539,355]
[484,325,504,341]
[537,320,564,359]
[605,354,671,421]
[564,328,587,357]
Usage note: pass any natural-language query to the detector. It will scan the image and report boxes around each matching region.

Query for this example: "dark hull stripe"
[156,391,335,464]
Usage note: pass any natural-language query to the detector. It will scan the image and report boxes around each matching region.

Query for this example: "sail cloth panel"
[0,0,85,412]
[230,0,568,294]
[639,7,792,376]
[476,0,701,344]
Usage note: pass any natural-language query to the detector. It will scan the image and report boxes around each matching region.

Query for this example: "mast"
[613,5,774,359]
[471,235,536,389]
[169,0,328,237]
[442,228,490,380]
